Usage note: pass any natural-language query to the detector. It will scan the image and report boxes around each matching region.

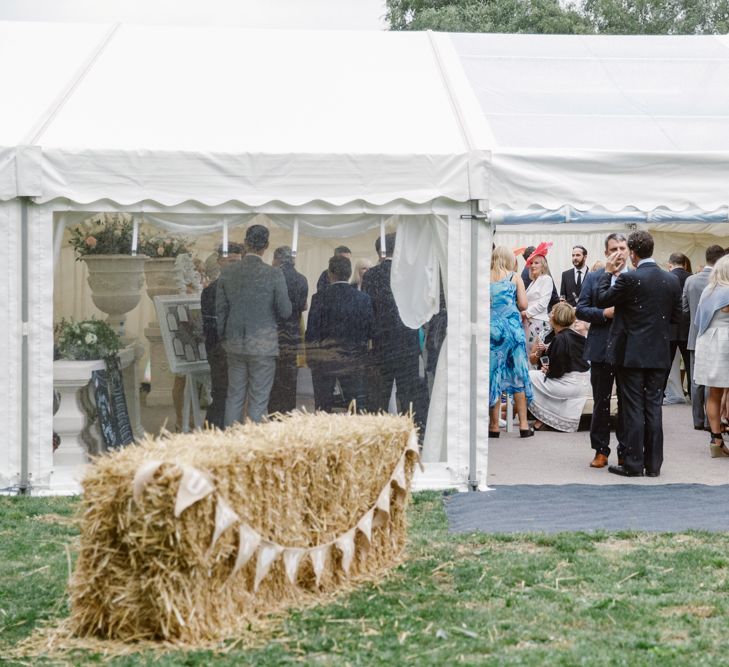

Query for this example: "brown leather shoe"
[618,458,625,467]
[590,453,609,468]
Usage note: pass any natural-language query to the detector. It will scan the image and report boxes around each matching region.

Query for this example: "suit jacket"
[560,266,589,307]
[575,268,612,364]
[216,254,292,356]
[278,261,308,348]
[596,262,682,369]
[669,267,691,342]
[200,278,220,352]
[306,282,373,365]
[361,260,420,363]
[683,267,712,350]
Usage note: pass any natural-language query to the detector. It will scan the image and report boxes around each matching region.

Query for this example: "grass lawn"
[3,492,729,665]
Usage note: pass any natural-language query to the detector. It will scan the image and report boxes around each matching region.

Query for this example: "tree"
[581,0,729,34]
[387,0,591,33]
[386,0,729,34]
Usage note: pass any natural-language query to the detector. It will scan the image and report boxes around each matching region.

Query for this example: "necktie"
[576,270,582,291]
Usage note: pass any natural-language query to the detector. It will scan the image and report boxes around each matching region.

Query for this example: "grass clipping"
[68,412,417,643]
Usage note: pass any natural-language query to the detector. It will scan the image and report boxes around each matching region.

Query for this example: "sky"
[0,0,389,30]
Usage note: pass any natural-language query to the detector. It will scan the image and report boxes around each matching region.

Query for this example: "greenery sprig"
[55,318,121,361]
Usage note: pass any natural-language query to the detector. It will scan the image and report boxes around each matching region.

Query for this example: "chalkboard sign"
[92,356,134,449]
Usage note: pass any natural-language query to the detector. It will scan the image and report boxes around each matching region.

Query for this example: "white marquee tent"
[1,22,729,494]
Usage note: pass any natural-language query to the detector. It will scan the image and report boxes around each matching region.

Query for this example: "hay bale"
[69,412,418,643]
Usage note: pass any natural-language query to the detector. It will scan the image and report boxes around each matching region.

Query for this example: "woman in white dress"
[522,243,556,357]
[693,255,729,456]
[528,302,591,433]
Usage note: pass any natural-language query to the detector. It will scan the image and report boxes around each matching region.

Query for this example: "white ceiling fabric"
[450,32,729,211]
[0,22,486,208]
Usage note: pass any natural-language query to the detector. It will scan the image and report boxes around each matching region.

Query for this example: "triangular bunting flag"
[209,496,239,552]
[231,524,261,577]
[406,429,425,471]
[132,460,164,504]
[283,548,306,586]
[335,529,356,575]
[174,466,215,517]
[375,485,391,516]
[309,545,331,587]
[357,509,374,543]
[391,458,407,493]
[254,541,284,591]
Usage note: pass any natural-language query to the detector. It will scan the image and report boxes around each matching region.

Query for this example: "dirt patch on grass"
[457,542,550,556]
[659,605,716,618]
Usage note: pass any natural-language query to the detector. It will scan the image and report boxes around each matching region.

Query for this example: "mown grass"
[3,492,729,665]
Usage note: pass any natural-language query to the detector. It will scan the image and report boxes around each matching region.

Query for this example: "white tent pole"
[222,221,229,257]
[467,200,482,492]
[379,220,386,259]
[18,198,30,494]
[131,216,139,255]
[291,219,299,258]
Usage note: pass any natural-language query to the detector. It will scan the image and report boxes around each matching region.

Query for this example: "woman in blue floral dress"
[490,246,534,438]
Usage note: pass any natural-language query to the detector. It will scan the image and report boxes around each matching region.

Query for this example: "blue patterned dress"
[490,273,533,407]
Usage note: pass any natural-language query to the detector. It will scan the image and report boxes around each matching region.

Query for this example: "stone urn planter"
[83,255,148,337]
[144,258,182,406]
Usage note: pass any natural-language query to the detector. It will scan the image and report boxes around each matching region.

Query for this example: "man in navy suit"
[596,230,682,477]
[362,233,429,434]
[306,255,373,412]
[576,233,628,469]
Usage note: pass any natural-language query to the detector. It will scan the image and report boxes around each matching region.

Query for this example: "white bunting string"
[131,428,420,591]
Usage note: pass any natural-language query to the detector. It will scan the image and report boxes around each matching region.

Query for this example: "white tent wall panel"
[0,201,20,489]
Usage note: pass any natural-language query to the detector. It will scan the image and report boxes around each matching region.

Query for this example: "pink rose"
[85,236,97,248]
[157,246,165,256]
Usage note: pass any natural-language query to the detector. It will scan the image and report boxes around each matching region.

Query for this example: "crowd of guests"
[201,225,437,437]
[490,231,729,478]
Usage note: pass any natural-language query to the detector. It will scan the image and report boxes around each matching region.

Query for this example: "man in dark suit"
[200,243,243,429]
[315,245,351,293]
[306,255,373,412]
[560,245,589,307]
[217,225,292,425]
[596,230,682,477]
[576,233,627,469]
[268,246,308,414]
[664,252,692,399]
[362,232,429,434]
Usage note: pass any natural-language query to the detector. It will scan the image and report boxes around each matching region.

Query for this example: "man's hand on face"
[605,251,625,275]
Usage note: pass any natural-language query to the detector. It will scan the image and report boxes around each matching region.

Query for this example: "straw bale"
[68,412,417,643]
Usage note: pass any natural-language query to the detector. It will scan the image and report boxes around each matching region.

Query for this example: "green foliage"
[581,0,729,34]
[54,318,122,361]
[68,213,134,258]
[389,0,591,33]
[386,0,729,34]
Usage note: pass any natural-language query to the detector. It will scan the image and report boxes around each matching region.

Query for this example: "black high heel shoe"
[709,432,729,458]
[520,428,534,438]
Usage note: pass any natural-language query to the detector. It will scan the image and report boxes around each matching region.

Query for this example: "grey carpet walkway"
[445,484,729,533]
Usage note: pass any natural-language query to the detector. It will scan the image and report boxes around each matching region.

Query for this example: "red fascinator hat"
[525,241,553,267]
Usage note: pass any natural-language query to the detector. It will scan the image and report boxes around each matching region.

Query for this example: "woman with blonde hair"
[693,254,729,456]
[522,242,556,355]
[489,246,533,438]
[528,302,591,432]
[350,257,372,290]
